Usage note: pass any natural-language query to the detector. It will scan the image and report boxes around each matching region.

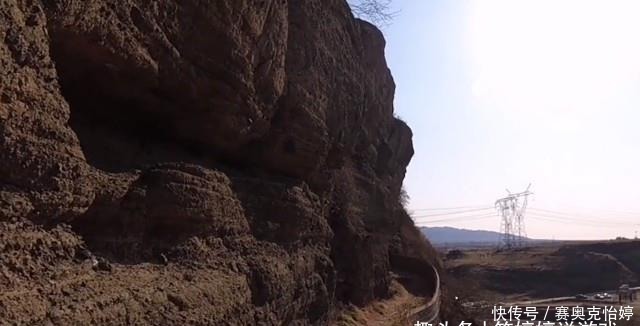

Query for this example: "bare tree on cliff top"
[348,0,396,28]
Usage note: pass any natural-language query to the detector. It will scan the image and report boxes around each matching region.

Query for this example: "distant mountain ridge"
[420,226,531,244]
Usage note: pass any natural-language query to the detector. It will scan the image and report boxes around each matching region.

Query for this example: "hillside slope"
[0,0,438,324]
[446,241,640,300]
[421,227,532,245]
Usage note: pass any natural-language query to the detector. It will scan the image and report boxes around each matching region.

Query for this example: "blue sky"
[381,0,640,240]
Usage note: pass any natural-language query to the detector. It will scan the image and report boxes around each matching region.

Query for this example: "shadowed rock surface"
[0,0,438,324]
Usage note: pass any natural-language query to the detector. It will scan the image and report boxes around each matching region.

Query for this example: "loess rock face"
[0,0,437,324]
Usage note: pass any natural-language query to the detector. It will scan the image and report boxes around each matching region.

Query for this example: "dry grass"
[445,246,564,269]
[335,280,429,326]
[444,241,640,304]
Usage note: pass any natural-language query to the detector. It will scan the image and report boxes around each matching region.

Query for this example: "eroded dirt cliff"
[0,0,438,324]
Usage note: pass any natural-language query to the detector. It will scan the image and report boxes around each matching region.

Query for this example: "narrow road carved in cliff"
[337,265,441,325]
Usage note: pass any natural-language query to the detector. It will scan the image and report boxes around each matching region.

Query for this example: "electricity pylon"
[495,184,532,250]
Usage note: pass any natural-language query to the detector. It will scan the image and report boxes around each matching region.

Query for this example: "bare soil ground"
[445,240,640,301]
[443,240,640,323]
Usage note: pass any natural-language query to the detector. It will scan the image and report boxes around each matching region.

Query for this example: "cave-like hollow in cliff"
[49,30,212,175]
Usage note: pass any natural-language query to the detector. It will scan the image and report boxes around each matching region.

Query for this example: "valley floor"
[443,240,640,324]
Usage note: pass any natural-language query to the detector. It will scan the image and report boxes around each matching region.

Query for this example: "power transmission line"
[414,214,497,225]
[528,216,632,228]
[408,199,640,237]
[411,207,494,218]
[495,184,532,249]
[534,207,640,217]
[527,213,640,227]
[411,205,492,211]
[528,207,639,224]
[414,212,498,222]
[527,209,640,225]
